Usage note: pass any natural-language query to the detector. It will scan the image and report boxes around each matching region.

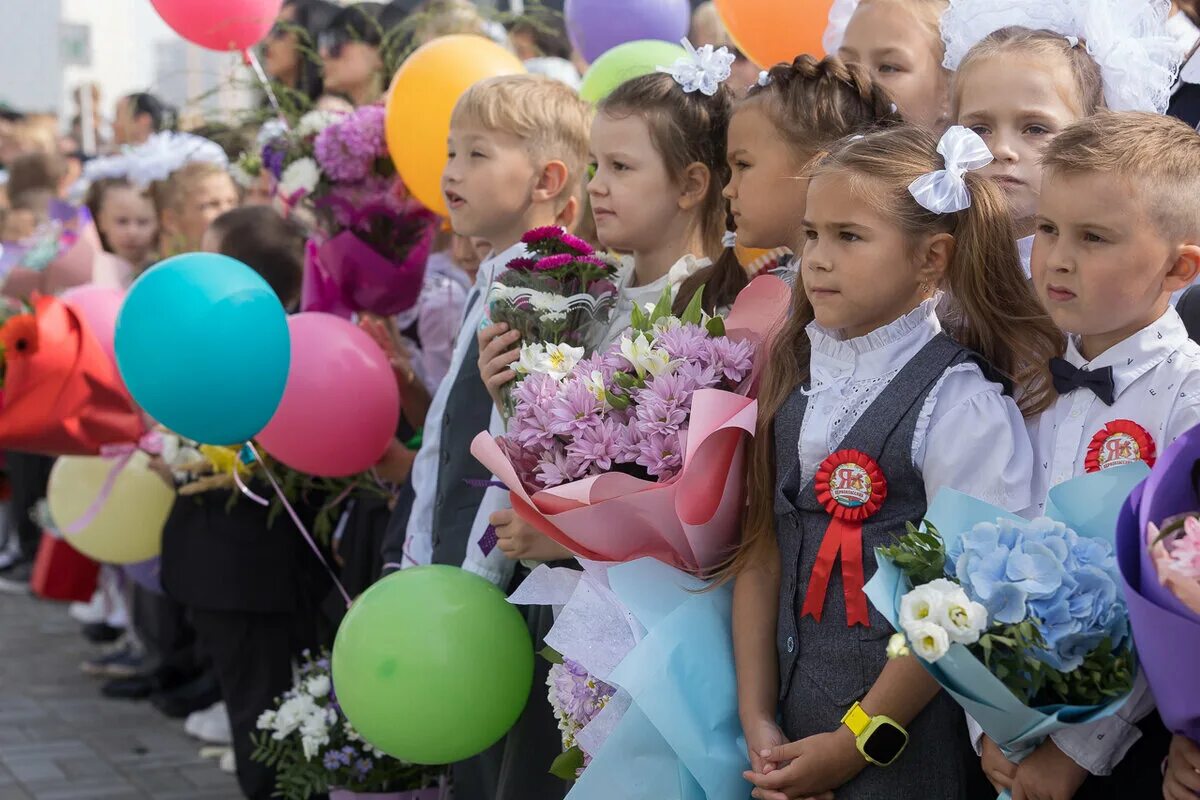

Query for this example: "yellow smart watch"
[841,701,909,767]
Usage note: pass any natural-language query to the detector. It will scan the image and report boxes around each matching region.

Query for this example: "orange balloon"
[713,0,835,67]
[385,35,526,217]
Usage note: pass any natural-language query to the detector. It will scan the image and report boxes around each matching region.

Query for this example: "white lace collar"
[807,293,944,380]
[1017,235,1034,279]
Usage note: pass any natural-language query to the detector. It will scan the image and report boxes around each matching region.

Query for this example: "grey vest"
[773,333,977,798]
[430,293,495,566]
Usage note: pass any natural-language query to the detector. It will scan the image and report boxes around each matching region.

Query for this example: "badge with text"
[803,450,887,627]
[1085,420,1156,473]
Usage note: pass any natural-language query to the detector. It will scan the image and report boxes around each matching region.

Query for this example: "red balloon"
[257,313,400,477]
[150,0,284,52]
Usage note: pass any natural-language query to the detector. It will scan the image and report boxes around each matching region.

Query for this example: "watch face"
[862,722,907,765]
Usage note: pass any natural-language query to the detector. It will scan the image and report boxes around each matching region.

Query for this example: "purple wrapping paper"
[301,237,353,319]
[305,228,433,318]
[1117,428,1200,743]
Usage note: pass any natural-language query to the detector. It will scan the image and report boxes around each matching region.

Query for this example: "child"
[200,206,303,308]
[153,161,239,256]
[731,124,1061,800]
[377,73,591,800]
[85,178,158,273]
[828,0,950,132]
[986,112,1200,800]
[725,54,898,261]
[941,0,1182,274]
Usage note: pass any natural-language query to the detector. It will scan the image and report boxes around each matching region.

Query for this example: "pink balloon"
[150,0,284,52]
[61,285,126,364]
[257,313,400,478]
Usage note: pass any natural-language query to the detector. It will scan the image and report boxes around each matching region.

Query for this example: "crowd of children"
[3,0,1200,798]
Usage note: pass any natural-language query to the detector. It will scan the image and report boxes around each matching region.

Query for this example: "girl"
[319,2,390,107]
[941,0,1181,273]
[828,0,950,132]
[725,54,898,260]
[153,162,239,256]
[262,0,340,105]
[85,178,158,274]
[730,125,1062,800]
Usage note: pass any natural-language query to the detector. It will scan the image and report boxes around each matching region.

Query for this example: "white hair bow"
[657,38,735,97]
[907,126,993,214]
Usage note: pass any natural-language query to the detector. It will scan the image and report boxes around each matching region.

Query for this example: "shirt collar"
[1065,306,1189,399]
[1017,235,1034,279]
[473,241,528,293]
[807,293,943,378]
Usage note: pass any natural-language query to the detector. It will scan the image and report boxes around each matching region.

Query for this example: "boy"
[984,112,1200,800]
[379,74,591,800]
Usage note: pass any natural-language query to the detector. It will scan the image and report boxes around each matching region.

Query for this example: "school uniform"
[774,297,1032,799]
[1016,306,1200,794]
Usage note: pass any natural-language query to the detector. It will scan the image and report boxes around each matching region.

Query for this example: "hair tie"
[757,70,772,87]
[722,230,737,249]
[1064,34,1080,48]
[907,126,993,214]
[656,38,735,96]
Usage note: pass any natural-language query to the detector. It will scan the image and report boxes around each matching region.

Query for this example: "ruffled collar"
[1017,235,1034,278]
[807,293,944,380]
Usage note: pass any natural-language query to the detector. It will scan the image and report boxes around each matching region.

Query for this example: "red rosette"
[803,449,888,628]
[1085,420,1156,474]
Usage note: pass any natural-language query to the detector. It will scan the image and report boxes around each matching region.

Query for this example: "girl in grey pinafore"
[773,334,980,800]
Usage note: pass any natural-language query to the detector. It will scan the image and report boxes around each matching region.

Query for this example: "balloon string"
[245,442,353,608]
[244,48,288,127]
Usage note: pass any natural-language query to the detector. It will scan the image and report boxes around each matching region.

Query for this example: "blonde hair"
[720,125,1063,580]
[413,0,488,44]
[1042,111,1200,242]
[953,26,1104,119]
[152,161,234,213]
[452,73,592,200]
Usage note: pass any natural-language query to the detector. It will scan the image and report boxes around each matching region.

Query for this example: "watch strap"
[842,701,872,737]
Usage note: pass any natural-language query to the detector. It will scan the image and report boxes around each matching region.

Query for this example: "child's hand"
[359,315,417,389]
[981,735,1018,794]
[1010,739,1088,800]
[374,439,415,484]
[1165,734,1200,799]
[477,322,521,409]
[743,717,787,775]
[744,726,862,800]
[490,508,574,562]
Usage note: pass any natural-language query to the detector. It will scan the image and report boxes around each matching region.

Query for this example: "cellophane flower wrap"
[249,108,438,318]
[1115,425,1200,743]
[864,465,1148,788]
[252,650,445,800]
[478,276,790,797]
[489,227,621,416]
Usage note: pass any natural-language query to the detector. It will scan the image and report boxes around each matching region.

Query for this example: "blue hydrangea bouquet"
[864,464,1148,791]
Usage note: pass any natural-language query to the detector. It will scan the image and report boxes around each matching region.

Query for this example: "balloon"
[385,35,526,217]
[579,40,688,104]
[61,285,125,364]
[565,0,691,64]
[115,253,290,446]
[332,566,534,764]
[257,313,400,477]
[48,452,175,565]
[714,0,835,67]
[150,0,284,52]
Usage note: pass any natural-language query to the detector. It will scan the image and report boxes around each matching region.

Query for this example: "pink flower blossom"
[522,226,564,245]
[635,430,685,479]
[559,233,594,256]
[536,254,575,271]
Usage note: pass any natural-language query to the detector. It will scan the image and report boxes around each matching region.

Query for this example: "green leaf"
[630,302,647,331]
[680,285,705,325]
[539,646,564,665]
[649,285,673,324]
[705,316,726,337]
[605,390,630,411]
[549,746,585,782]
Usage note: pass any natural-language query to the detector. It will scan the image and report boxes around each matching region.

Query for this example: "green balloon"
[579,39,689,104]
[332,566,534,764]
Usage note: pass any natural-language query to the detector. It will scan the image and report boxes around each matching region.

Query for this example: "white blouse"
[798,295,1033,512]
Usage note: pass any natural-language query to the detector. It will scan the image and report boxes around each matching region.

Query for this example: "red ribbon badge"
[1084,420,1156,474]
[802,450,887,627]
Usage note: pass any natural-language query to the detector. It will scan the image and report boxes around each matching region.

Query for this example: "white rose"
[899,584,944,633]
[278,157,320,199]
[907,620,951,662]
[305,674,331,699]
[936,595,989,645]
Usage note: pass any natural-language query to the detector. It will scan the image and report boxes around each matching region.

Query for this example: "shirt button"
[441,450,451,465]
[786,636,795,653]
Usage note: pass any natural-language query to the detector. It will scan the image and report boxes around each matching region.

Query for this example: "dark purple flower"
[522,226,564,245]
[536,254,574,271]
[589,279,619,300]
[261,141,286,179]
[559,233,594,256]
[507,257,538,271]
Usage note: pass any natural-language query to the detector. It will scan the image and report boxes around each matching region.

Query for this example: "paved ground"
[0,591,240,800]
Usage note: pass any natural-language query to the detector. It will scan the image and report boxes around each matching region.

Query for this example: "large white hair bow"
[940,0,1183,114]
[83,131,229,189]
[822,0,860,54]
[907,126,993,214]
[656,38,735,97]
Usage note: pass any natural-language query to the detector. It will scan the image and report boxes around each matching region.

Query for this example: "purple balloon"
[565,0,691,64]
[123,557,163,594]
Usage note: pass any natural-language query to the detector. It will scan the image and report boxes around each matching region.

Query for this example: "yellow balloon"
[385,34,526,217]
[48,452,175,565]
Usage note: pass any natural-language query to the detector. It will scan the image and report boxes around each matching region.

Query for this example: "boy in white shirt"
[985,112,1200,800]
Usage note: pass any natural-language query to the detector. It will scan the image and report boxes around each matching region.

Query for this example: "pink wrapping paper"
[470,274,791,573]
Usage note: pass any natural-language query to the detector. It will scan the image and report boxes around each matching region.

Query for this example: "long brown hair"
[722,125,1063,579]
[599,72,746,313]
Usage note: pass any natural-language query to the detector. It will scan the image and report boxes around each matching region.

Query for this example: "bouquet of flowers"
[545,652,617,780]
[864,465,1147,773]
[0,200,103,298]
[1115,425,1200,744]
[252,650,445,800]
[236,108,438,318]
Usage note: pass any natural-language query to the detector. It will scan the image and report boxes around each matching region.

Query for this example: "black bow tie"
[1049,357,1116,406]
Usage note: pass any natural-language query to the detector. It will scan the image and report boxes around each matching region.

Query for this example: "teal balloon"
[332,566,534,764]
[580,39,688,103]
[115,253,290,445]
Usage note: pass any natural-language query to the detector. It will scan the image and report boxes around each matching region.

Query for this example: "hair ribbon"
[906,126,994,214]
